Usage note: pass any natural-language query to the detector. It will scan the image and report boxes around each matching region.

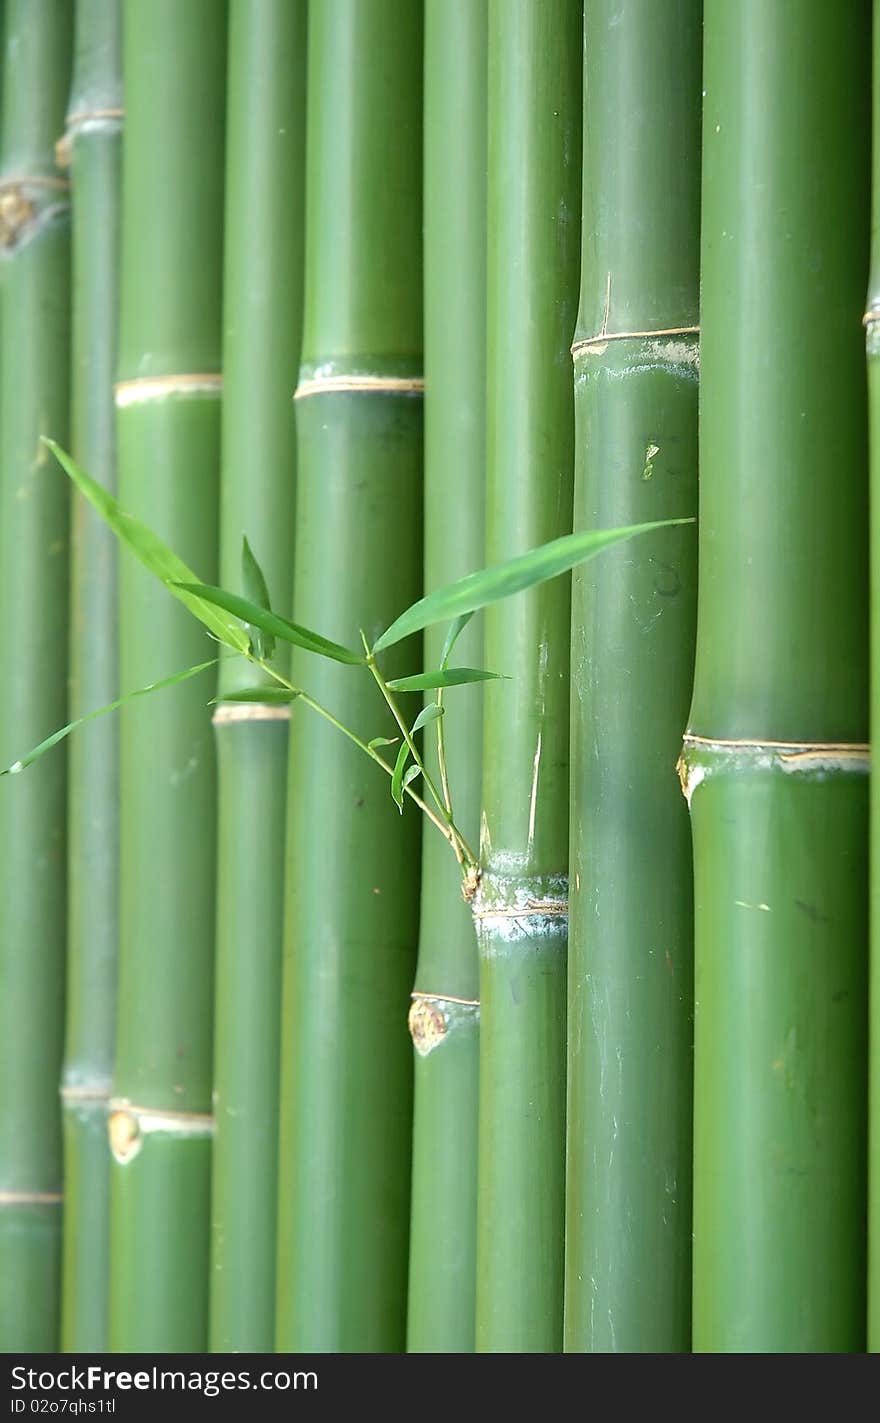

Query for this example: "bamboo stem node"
[0,179,70,247]
[114,373,223,407]
[56,110,125,168]
[408,993,480,1058]
[60,1085,111,1104]
[473,870,568,944]
[678,736,871,806]
[294,373,425,401]
[572,324,699,356]
[108,1102,214,1165]
[211,703,291,725]
[0,1192,63,1206]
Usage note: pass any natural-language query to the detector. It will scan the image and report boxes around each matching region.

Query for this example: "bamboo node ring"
[294,374,425,401]
[0,1190,63,1206]
[211,703,292,725]
[108,1100,214,1164]
[115,373,223,406]
[572,324,699,357]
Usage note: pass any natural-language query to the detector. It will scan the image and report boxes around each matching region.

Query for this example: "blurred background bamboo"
[0,0,876,1360]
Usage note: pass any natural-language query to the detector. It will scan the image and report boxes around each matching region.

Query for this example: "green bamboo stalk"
[0,0,72,1353]
[476,0,581,1353]
[868,0,880,1355]
[406,0,486,1354]
[59,0,122,1353]
[110,0,226,1351]
[275,0,423,1353]
[209,0,306,1354]
[565,0,701,1353]
[686,0,870,1352]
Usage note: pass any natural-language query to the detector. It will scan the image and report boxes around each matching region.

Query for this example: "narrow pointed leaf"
[402,763,422,790]
[241,536,275,660]
[173,582,365,665]
[391,740,410,811]
[373,517,695,652]
[440,611,474,669]
[214,687,298,705]
[411,703,445,734]
[387,667,504,692]
[368,735,399,750]
[241,535,272,610]
[44,439,249,654]
[1,659,218,775]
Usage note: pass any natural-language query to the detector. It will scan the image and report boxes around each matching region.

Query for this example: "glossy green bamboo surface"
[60,0,122,1352]
[690,0,870,1352]
[108,1116,213,1351]
[565,0,701,1353]
[406,0,486,1354]
[476,0,581,1353]
[210,0,305,1354]
[275,0,423,1353]
[111,0,227,1352]
[0,0,72,1353]
[867,0,880,1354]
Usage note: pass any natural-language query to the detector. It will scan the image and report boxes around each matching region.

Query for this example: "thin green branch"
[252,656,457,850]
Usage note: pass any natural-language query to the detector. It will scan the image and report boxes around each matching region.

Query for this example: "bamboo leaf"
[387,667,504,692]
[402,763,422,790]
[373,517,695,652]
[241,536,275,660]
[173,582,365,665]
[1,659,218,775]
[44,440,249,654]
[411,703,445,734]
[391,740,410,811]
[213,686,298,705]
[440,611,474,669]
[368,735,399,750]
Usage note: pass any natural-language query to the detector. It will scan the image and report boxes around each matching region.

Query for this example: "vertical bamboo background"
[110,0,226,1351]
[476,0,581,1353]
[566,0,701,1353]
[1,0,880,1360]
[209,0,306,1354]
[686,0,870,1352]
[60,0,121,1353]
[274,0,424,1353]
[0,0,71,1353]
[406,0,487,1354]
[870,0,880,1354]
